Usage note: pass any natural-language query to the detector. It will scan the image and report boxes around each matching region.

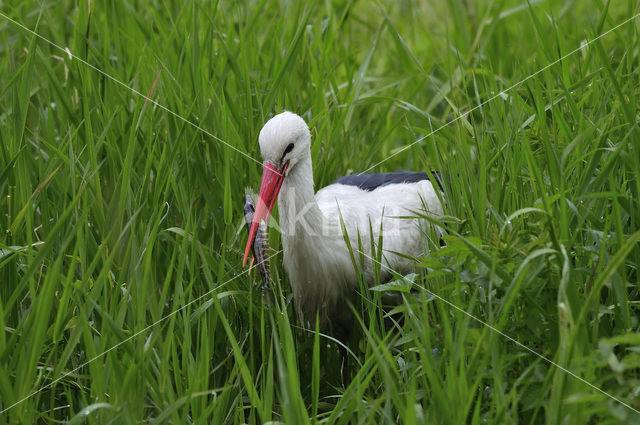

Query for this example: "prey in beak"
[243,161,288,266]
[243,195,271,291]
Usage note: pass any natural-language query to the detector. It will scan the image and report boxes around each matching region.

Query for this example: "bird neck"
[277,154,324,238]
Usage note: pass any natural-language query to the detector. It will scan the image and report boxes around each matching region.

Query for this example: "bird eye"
[283,143,294,155]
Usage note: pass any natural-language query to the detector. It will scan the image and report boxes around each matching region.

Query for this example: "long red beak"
[243,162,288,266]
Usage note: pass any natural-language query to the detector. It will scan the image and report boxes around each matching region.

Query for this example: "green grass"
[1,0,639,423]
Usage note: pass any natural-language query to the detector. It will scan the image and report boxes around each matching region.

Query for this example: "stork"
[243,111,444,336]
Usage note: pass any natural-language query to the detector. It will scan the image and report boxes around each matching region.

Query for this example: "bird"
[243,111,444,336]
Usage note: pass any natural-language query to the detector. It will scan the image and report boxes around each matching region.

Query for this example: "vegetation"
[1,0,639,423]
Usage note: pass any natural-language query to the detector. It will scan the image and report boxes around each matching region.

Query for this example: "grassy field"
[1,0,640,423]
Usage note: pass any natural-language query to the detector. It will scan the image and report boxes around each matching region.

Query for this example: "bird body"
[244,112,443,328]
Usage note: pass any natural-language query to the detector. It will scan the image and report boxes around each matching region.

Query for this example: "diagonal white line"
[361,11,640,174]
[418,284,640,415]
[0,10,265,168]
[2,4,639,417]
[4,9,638,178]
[0,250,282,416]
[355,248,640,416]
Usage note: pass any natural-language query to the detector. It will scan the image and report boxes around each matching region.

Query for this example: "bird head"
[258,111,311,173]
[243,112,311,265]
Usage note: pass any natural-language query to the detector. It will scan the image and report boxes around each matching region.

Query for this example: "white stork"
[244,111,444,333]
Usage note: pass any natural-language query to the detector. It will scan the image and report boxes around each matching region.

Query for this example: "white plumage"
[244,112,443,329]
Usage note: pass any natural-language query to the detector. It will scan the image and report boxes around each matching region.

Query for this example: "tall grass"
[1,0,639,423]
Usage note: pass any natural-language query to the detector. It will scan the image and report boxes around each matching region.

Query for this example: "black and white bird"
[244,111,444,332]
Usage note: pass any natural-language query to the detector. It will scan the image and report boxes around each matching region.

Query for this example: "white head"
[258,111,311,174]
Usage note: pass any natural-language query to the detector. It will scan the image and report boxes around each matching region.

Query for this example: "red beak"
[243,162,288,266]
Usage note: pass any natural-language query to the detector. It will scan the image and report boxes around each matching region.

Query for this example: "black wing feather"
[332,170,444,192]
